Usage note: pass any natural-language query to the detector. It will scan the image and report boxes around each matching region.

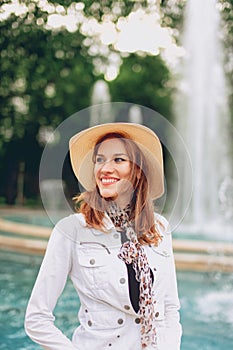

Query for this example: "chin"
[101,193,117,200]
[99,190,117,200]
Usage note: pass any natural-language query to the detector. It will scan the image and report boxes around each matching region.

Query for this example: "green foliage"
[82,0,138,21]
[0,3,96,202]
[109,53,173,118]
[0,0,177,151]
[160,0,186,43]
[0,8,95,147]
[1,0,231,204]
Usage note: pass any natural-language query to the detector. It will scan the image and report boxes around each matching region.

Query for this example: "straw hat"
[69,123,164,199]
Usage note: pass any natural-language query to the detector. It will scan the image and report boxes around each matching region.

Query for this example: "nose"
[99,159,115,173]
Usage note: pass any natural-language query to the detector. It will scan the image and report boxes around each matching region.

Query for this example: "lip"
[100,177,119,186]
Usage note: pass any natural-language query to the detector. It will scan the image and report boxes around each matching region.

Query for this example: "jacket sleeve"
[159,232,182,350]
[24,218,77,350]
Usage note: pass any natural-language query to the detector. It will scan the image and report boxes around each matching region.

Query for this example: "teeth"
[101,178,117,184]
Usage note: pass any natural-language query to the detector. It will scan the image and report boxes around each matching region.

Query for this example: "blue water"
[3,214,233,243]
[2,214,53,228]
[0,251,233,350]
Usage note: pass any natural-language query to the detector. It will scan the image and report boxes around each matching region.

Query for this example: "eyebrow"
[96,153,129,158]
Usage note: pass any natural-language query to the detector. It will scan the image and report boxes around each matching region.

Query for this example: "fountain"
[40,179,68,214]
[89,80,113,126]
[174,0,233,236]
[128,105,143,124]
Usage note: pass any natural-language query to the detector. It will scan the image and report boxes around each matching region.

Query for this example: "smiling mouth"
[101,178,119,185]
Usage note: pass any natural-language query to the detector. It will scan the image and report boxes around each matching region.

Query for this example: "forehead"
[96,138,127,154]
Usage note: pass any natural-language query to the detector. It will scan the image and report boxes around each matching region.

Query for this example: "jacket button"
[117,318,124,325]
[135,317,141,324]
[124,305,130,310]
[87,320,92,326]
[120,278,126,284]
[113,233,119,239]
[89,259,95,265]
[155,312,160,317]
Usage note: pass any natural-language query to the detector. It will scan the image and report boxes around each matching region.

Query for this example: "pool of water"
[0,251,233,350]
[3,213,233,243]
[2,214,53,228]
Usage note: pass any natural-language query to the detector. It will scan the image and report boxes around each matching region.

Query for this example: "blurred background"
[0,1,233,349]
[0,0,232,210]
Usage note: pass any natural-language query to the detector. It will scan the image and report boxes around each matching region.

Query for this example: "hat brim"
[69,123,164,200]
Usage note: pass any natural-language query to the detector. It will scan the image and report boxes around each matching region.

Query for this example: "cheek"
[93,166,99,181]
[122,164,132,178]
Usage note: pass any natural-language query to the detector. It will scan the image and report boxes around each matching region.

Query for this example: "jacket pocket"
[77,248,112,290]
[83,309,126,331]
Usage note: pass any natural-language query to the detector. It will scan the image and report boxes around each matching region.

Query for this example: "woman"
[25,123,182,350]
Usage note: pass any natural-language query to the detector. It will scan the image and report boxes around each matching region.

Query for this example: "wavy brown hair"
[74,132,163,246]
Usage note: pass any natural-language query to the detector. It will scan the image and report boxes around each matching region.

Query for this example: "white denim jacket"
[25,213,182,350]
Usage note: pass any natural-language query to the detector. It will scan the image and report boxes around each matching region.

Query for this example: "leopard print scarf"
[106,203,157,349]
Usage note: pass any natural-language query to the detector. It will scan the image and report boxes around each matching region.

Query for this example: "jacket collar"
[77,212,114,235]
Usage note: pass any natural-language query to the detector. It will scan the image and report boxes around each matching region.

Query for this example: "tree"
[0,4,96,202]
[109,53,173,116]
[3,0,218,204]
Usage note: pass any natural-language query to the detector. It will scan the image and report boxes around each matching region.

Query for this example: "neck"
[107,200,131,211]
[115,197,131,210]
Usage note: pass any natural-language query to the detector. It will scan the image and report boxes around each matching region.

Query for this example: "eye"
[114,157,127,163]
[95,156,105,163]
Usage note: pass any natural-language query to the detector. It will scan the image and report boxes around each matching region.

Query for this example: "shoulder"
[153,213,174,252]
[154,213,171,236]
[56,213,86,227]
[55,213,86,229]
[52,213,88,241]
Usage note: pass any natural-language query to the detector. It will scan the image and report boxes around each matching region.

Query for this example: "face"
[94,138,132,201]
